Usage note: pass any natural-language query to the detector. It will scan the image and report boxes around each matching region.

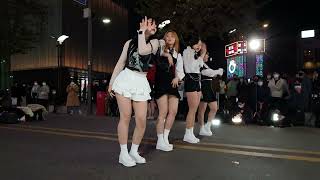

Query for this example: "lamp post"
[87,0,93,115]
[56,35,69,97]
[86,0,111,115]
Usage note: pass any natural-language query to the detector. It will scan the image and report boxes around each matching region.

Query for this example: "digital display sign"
[225,41,247,58]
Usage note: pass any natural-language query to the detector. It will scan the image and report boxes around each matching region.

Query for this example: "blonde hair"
[163,30,180,53]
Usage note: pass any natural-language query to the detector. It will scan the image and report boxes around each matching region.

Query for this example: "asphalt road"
[1,114,320,180]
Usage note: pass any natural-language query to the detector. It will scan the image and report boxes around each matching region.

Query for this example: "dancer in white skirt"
[154,30,184,152]
[108,17,160,167]
[197,52,223,136]
[182,35,207,144]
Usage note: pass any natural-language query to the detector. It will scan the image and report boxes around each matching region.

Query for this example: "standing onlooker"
[226,75,239,99]
[268,72,289,112]
[312,70,319,92]
[20,84,27,106]
[218,76,226,109]
[237,77,249,104]
[312,70,320,126]
[298,71,312,112]
[256,78,270,124]
[11,82,21,106]
[66,81,81,115]
[226,75,239,111]
[266,73,272,83]
[31,81,40,103]
[38,82,50,109]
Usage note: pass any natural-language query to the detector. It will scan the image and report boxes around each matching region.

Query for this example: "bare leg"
[156,95,168,134]
[197,101,208,127]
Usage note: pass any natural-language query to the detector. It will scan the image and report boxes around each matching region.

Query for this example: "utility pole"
[87,0,93,115]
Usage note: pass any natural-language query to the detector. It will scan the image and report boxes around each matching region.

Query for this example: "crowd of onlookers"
[141,69,320,126]
[215,69,320,126]
[1,69,319,126]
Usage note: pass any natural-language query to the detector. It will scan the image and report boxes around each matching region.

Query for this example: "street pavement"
[1,113,320,180]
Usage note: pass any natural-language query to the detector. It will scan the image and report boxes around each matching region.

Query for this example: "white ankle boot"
[183,128,200,144]
[199,125,212,136]
[119,152,136,167]
[129,151,146,164]
[129,144,146,164]
[163,129,173,149]
[164,138,173,149]
[156,134,173,152]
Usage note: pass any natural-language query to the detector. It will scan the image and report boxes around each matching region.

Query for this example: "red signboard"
[225,41,247,58]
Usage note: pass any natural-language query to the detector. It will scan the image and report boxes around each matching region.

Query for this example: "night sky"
[127,0,319,74]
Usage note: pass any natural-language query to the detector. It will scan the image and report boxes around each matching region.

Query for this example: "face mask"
[258,81,263,86]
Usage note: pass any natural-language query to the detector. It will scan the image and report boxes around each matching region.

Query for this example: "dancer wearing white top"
[182,35,207,144]
[197,52,223,136]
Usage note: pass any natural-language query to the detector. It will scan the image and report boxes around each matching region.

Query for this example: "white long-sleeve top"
[109,33,160,86]
[182,46,204,74]
[175,53,185,80]
[201,63,224,78]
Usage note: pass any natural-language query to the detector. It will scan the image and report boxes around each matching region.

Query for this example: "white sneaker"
[191,131,200,143]
[164,139,173,149]
[183,132,200,144]
[156,138,173,152]
[129,151,146,164]
[19,116,26,122]
[199,126,212,136]
[119,152,136,167]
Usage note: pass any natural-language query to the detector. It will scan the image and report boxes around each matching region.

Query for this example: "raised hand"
[139,16,148,32]
[201,42,207,55]
[147,19,157,35]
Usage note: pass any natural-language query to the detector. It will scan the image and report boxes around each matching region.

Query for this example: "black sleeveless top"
[125,38,160,72]
[156,48,177,74]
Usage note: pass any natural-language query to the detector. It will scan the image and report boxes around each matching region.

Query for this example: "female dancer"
[197,52,223,136]
[154,30,184,151]
[182,35,207,144]
[108,17,160,167]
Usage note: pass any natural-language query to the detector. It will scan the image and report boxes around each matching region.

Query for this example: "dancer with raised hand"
[108,17,160,167]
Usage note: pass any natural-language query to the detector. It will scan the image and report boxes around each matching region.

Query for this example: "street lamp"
[229,28,237,34]
[158,19,171,29]
[55,35,69,98]
[249,39,265,52]
[86,0,111,115]
[263,23,269,28]
[249,39,261,51]
[57,35,69,44]
[102,18,111,24]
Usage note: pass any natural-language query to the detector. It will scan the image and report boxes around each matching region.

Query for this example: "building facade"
[10,0,129,102]
[297,30,320,70]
